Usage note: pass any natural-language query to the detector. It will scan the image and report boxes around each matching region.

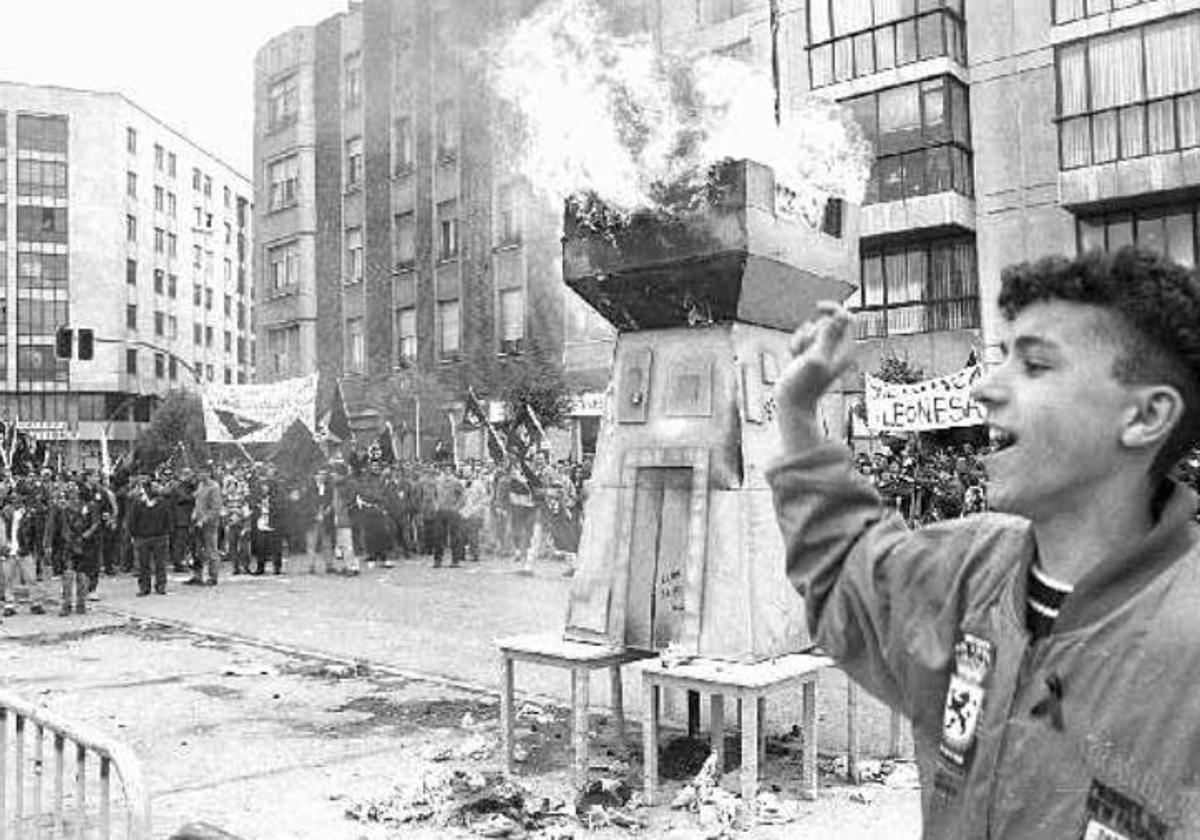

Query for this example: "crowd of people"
[854,440,988,526]
[0,445,591,621]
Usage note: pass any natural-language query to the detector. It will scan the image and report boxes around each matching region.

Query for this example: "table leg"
[500,655,515,775]
[757,696,767,769]
[688,690,701,740]
[801,676,818,800]
[643,682,660,806]
[572,668,591,789]
[710,694,725,773]
[610,665,625,743]
[741,692,760,803]
[847,679,861,783]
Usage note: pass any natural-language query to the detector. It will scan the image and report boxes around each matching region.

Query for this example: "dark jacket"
[127,494,172,539]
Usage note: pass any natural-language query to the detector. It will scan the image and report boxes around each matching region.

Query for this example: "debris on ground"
[346,769,541,835]
[574,778,645,830]
[669,751,740,837]
[516,702,557,727]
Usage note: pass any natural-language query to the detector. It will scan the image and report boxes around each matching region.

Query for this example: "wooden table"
[637,653,833,805]
[495,634,656,788]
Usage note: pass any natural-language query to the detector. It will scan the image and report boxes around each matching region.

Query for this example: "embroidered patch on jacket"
[938,632,994,768]
[1080,779,1169,840]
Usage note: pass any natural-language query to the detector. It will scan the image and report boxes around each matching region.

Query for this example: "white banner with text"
[201,373,318,443]
[865,365,986,433]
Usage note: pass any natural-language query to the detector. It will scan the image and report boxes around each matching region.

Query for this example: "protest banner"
[865,365,986,434]
[201,372,318,443]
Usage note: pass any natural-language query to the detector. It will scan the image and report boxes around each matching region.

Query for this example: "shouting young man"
[768,247,1200,838]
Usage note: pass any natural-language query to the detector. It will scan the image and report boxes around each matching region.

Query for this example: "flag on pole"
[326,379,353,444]
[447,411,460,469]
[467,387,509,462]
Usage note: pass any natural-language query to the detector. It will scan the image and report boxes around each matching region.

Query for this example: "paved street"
[0,552,921,838]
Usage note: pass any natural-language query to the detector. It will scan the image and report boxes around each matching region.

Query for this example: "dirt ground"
[1,615,921,839]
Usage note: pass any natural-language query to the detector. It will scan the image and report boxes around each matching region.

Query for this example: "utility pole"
[769,0,782,126]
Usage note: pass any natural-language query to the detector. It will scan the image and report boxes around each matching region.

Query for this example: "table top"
[635,652,835,690]
[495,633,658,666]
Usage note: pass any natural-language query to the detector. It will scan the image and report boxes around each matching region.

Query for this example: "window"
[224,222,231,245]
[1054,0,1152,25]
[193,284,202,306]
[1057,14,1200,169]
[17,252,68,290]
[438,300,461,357]
[846,76,972,203]
[126,259,137,286]
[169,315,178,340]
[346,137,363,189]
[205,288,213,310]
[154,144,164,171]
[154,227,164,253]
[808,0,966,89]
[206,364,214,382]
[224,368,233,384]
[346,317,365,372]
[193,167,201,191]
[268,74,299,132]
[193,323,202,345]
[267,155,300,210]
[394,212,416,266]
[268,241,300,295]
[127,127,137,154]
[224,258,232,283]
[126,349,138,374]
[224,186,231,208]
[16,299,68,334]
[499,288,525,353]
[394,116,415,173]
[126,304,138,330]
[167,152,176,177]
[237,302,245,329]
[167,192,177,217]
[268,324,301,376]
[192,245,202,267]
[346,227,364,282]
[224,294,232,317]
[126,171,137,199]
[345,53,363,109]
[237,337,246,363]
[851,235,979,338]
[168,232,177,258]
[437,200,459,259]
[15,160,68,199]
[155,310,165,336]
[1077,203,1199,268]
[168,273,177,298]
[169,356,178,381]
[205,325,213,347]
[154,185,164,211]
[397,307,417,362]
[204,175,212,197]
[126,214,137,242]
[16,115,68,153]
[16,207,68,243]
[154,353,165,379]
[224,330,232,353]
[154,268,164,294]
[496,182,522,245]
[435,100,459,161]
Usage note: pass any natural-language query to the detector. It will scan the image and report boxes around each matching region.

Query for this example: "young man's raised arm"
[767,305,1015,714]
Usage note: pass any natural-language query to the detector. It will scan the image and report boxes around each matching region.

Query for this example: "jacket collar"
[1037,480,1200,635]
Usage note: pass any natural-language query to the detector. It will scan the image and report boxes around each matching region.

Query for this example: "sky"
[0,0,352,175]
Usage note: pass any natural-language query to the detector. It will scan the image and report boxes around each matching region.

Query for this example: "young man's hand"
[774,302,855,454]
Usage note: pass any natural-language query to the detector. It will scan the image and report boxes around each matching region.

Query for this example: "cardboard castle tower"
[562,160,858,661]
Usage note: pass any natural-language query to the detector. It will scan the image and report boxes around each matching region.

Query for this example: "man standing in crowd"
[1,482,48,617]
[249,468,284,575]
[46,483,97,615]
[168,468,196,573]
[189,464,223,586]
[768,248,1200,837]
[127,476,172,596]
[431,462,465,568]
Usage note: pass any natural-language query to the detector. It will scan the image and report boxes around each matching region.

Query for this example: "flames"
[484,0,872,221]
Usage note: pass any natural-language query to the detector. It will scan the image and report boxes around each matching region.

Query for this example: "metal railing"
[0,689,151,839]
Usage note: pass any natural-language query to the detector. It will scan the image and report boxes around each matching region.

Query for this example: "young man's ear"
[1121,385,1184,451]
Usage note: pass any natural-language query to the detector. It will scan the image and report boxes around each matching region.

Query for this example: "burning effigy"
[487,0,872,660]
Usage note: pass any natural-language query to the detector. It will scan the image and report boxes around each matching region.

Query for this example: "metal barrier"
[0,689,151,839]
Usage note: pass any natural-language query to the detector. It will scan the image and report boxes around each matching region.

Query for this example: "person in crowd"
[188,464,223,586]
[45,483,97,615]
[0,481,48,616]
[768,247,1200,837]
[460,465,491,563]
[430,461,465,568]
[504,459,536,564]
[249,469,285,575]
[168,468,196,574]
[127,476,172,596]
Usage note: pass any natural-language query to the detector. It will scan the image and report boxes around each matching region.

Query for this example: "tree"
[493,356,573,430]
[135,390,206,472]
[875,352,925,385]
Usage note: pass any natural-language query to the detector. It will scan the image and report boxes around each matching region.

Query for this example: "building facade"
[658,0,1200,427]
[255,0,613,457]
[0,82,253,465]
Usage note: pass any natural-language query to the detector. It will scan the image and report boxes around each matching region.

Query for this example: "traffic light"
[55,327,73,359]
[77,328,94,361]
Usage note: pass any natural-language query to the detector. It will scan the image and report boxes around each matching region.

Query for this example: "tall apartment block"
[0,82,253,466]
[660,0,1200,412]
[253,0,648,457]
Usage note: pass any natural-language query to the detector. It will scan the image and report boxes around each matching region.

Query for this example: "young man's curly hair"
[998,246,1200,479]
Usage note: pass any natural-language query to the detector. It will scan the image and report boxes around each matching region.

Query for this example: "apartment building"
[0,82,253,464]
